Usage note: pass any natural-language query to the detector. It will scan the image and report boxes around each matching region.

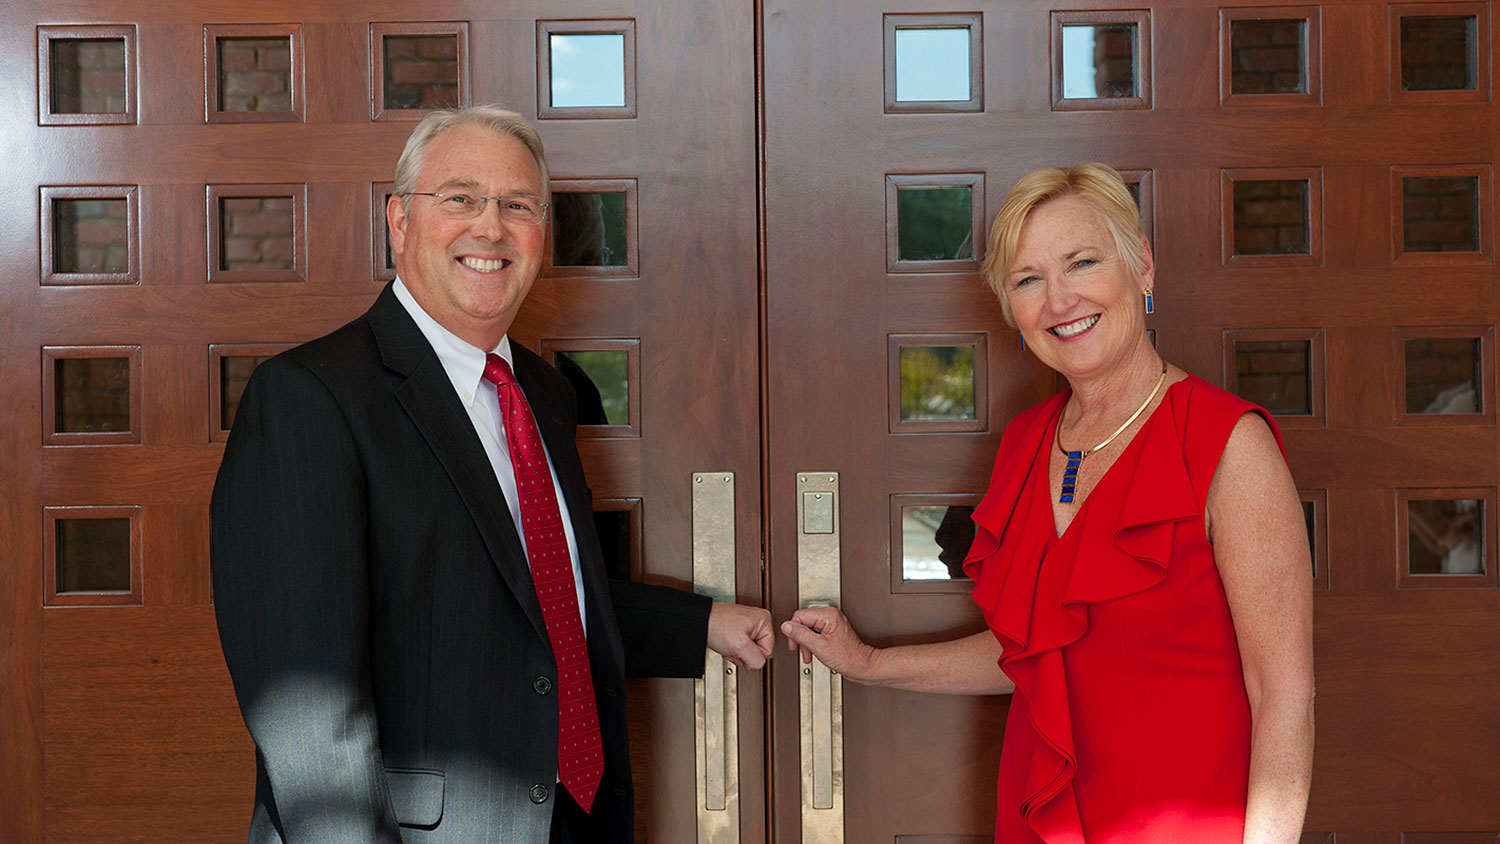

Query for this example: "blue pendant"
[1060,451,1081,503]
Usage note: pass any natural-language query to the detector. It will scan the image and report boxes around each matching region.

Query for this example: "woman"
[782,163,1314,843]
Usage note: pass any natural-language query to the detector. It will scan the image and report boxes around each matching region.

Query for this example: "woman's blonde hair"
[980,163,1146,326]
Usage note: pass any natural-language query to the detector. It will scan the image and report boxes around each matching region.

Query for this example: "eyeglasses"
[401,191,550,225]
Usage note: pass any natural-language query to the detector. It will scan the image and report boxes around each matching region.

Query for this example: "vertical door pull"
[796,472,844,843]
[692,472,738,843]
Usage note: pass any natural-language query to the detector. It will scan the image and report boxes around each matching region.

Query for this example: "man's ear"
[387,194,408,258]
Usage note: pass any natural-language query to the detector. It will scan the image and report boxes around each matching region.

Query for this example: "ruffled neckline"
[962,376,1207,842]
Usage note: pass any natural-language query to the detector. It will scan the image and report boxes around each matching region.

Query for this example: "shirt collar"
[392,277,513,408]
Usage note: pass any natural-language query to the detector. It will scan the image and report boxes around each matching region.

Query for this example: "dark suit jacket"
[210,284,711,843]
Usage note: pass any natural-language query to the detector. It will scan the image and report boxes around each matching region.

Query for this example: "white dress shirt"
[393,278,588,633]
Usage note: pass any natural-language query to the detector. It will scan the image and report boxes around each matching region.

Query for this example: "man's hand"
[706,602,775,670]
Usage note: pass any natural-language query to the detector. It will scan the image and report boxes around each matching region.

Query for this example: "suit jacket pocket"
[386,767,445,829]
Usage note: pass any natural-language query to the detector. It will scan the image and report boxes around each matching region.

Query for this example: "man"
[210,105,774,843]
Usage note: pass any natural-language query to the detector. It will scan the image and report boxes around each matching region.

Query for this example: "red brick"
[219,41,257,71]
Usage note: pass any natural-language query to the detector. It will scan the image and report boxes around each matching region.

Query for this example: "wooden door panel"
[4,2,759,843]
[766,0,1499,841]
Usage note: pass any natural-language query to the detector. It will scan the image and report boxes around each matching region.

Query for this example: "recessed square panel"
[372,181,396,282]
[1233,179,1309,255]
[540,338,640,437]
[1221,168,1323,267]
[896,29,970,101]
[41,186,139,286]
[882,13,984,113]
[52,198,128,274]
[1221,7,1322,106]
[39,26,136,125]
[1408,497,1485,574]
[1231,20,1307,94]
[537,21,636,119]
[886,173,984,273]
[1234,340,1310,414]
[1053,11,1151,110]
[1392,165,1491,264]
[44,506,143,606]
[1225,328,1325,428]
[1401,15,1478,90]
[554,192,628,266]
[544,178,639,278]
[591,498,642,581]
[206,25,302,123]
[898,186,974,261]
[1117,168,1155,241]
[557,350,629,426]
[56,518,132,592]
[889,334,988,433]
[1394,326,1493,425]
[207,184,307,283]
[1402,176,1479,252]
[370,22,469,121]
[550,34,626,107]
[210,344,292,442]
[55,357,130,433]
[44,346,142,445]
[890,494,981,594]
[384,35,459,109]
[1390,3,1490,103]
[1406,337,1481,413]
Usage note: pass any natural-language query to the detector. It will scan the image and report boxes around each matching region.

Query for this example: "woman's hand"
[780,606,880,682]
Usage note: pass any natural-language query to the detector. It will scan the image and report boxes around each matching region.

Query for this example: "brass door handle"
[692,472,738,842]
[796,472,843,842]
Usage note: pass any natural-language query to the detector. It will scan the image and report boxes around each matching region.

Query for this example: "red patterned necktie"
[483,353,604,813]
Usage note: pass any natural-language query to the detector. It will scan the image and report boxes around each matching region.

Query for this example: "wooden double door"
[3,1,1497,842]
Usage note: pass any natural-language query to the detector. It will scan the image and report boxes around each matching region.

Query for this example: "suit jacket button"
[533,676,553,695]
[530,784,549,804]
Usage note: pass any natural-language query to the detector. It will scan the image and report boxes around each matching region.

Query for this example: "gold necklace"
[1056,361,1168,503]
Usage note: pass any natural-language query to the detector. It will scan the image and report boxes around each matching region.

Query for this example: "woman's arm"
[1207,414,1316,844]
[781,608,1014,695]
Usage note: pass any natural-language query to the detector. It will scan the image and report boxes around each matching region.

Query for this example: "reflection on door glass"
[1400,15,1478,91]
[1061,24,1137,98]
[1233,179,1309,255]
[901,505,975,581]
[1405,337,1481,414]
[383,35,459,110]
[1408,498,1484,574]
[50,38,127,114]
[556,350,629,425]
[220,197,296,270]
[553,192,628,266]
[53,198,129,274]
[897,185,973,261]
[1230,19,1307,94]
[550,33,626,107]
[56,518,131,592]
[894,27,971,102]
[1403,176,1479,252]
[221,355,276,430]
[217,37,292,111]
[55,357,130,433]
[899,345,976,421]
[1234,340,1310,415]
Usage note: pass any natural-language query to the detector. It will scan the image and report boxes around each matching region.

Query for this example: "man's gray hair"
[392,105,550,210]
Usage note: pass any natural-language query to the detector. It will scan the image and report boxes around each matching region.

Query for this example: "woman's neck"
[1062,343,1166,434]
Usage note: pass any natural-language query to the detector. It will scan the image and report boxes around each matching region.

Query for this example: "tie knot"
[483,353,515,387]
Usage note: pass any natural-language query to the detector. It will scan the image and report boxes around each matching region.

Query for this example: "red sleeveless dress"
[963,375,1284,843]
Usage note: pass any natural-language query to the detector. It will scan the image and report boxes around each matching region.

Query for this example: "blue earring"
[1020,333,1026,350]
[1144,288,1154,315]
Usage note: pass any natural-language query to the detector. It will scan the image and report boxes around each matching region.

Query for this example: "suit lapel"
[365,285,550,642]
